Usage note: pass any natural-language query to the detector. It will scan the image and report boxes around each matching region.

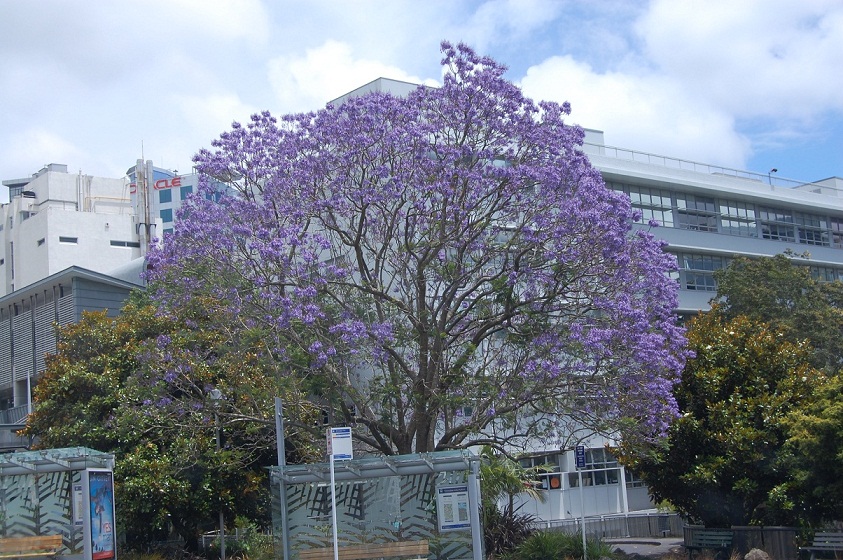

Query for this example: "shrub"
[483,503,536,558]
[507,530,614,560]
[207,530,274,560]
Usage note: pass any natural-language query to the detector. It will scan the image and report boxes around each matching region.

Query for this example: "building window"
[37,238,45,246]
[676,194,718,232]
[180,185,193,200]
[759,207,796,242]
[614,183,674,227]
[110,240,141,248]
[677,252,727,292]
[831,218,843,248]
[519,453,563,490]
[625,470,646,488]
[59,236,78,244]
[160,208,173,222]
[796,213,830,247]
[159,189,172,204]
[811,266,843,283]
[719,201,757,237]
[164,228,174,236]
[568,448,620,487]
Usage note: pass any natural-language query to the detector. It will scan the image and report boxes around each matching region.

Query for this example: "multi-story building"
[0,160,234,448]
[124,159,225,238]
[586,134,843,317]
[512,133,843,524]
[333,79,843,523]
[0,164,146,297]
[0,266,143,449]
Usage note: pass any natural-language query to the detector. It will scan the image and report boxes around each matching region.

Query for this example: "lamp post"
[768,168,778,185]
[209,389,225,560]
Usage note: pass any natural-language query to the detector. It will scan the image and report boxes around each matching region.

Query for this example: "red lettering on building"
[153,177,182,190]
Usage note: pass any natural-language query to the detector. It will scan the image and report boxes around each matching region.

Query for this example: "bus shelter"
[0,447,116,560]
[270,450,483,560]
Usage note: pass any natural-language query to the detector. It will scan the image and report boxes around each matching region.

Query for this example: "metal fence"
[532,512,685,538]
[533,517,799,559]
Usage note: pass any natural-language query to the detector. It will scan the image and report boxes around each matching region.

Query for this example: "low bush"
[506,530,615,560]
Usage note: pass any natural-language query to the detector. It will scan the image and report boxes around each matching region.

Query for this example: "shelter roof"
[271,449,478,484]
[0,446,114,475]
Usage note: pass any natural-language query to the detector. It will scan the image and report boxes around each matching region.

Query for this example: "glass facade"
[612,181,843,247]
[611,182,843,292]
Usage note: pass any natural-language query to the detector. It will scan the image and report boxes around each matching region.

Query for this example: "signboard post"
[327,428,353,560]
[575,445,587,560]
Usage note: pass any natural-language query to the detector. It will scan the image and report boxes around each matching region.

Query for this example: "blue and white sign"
[327,426,353,460]
[575,445,586,469]
[436,485,471,532]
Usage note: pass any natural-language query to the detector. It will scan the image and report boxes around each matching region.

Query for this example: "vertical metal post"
[330,454,339,560]
[579,470,586,560]
[210,389,225,560]
[468,458,484,560]
[217,413,225,560]
[275,398,291,560]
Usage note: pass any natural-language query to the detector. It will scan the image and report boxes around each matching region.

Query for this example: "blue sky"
[1,0,841,195]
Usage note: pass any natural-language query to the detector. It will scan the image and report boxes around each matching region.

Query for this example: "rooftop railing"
[585,142,840,194]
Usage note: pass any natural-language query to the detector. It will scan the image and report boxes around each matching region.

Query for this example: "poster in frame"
[88,469,116,560]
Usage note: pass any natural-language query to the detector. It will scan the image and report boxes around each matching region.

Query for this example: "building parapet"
[584,142,841,195]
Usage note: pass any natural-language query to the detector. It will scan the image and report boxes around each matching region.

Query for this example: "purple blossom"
[145,41,688,453]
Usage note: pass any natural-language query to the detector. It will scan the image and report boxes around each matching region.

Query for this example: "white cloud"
[1,129,88,177]
[267,41,440,113]
[519,55,751,168]
[636,0,843,120]
[458,0,564,51]
[140,0,271,46]
[174,92,260,141]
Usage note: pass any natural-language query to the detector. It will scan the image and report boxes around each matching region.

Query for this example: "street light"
[768,168,778,185]
[209,389,225,560]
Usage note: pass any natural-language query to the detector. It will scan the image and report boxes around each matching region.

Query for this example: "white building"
[586,135,843,317]
[0,160,228,301]
[511,134,843,524]
[0,164,147,297]
[0,160,230,448]
[332,79,843,523]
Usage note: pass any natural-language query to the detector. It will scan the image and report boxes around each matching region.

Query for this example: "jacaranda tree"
[146,42,686,455]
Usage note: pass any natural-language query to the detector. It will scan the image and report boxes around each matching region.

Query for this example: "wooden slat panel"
[0,535,62,557]
[299,539,429,560]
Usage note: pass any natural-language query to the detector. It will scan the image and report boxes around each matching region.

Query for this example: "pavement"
[604,537,685,558]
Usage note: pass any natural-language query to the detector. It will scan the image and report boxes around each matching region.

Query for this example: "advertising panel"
[89,471,116,560]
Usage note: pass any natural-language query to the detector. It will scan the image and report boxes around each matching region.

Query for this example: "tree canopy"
[714,253,843,370]
[622,254,843,527]
[782,373,843,523]
[24,292,318,549]
[145,42,686,455]
[622,309,824,526]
